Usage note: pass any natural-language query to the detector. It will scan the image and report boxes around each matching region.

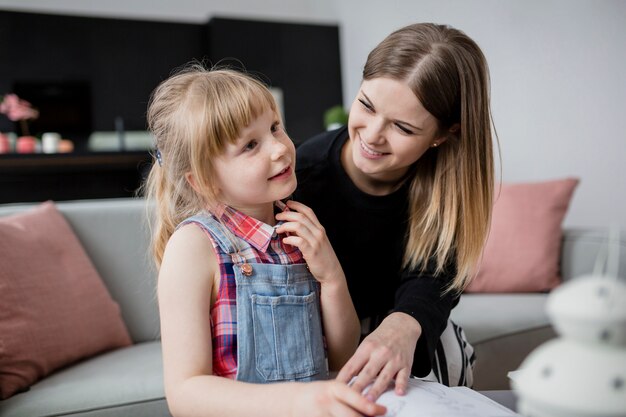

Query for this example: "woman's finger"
[362,362,397,400]
[336,349,368,383]
[394,367,411,396]
[349,354,387,395]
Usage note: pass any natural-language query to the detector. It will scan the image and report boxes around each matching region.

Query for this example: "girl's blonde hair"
[363,23,495,293]
[142,65,279,266]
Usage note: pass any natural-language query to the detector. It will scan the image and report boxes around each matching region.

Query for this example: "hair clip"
[155,148,163,166]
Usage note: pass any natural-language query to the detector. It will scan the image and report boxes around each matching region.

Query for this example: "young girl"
[144,66,386,417]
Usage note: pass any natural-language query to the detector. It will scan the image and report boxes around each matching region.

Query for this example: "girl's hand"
[278,200,360,370]
[275,200,344,286]
[291,380,387,417]
[336,313,421,400]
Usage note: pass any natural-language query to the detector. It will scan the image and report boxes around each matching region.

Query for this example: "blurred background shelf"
[0,10,342,203]
[0,151,152,203]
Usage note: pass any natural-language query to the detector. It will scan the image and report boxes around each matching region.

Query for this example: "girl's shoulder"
[165,222,213,264]
[158,224,219,295]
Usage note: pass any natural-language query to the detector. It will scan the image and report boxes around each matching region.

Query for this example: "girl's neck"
[212,201,277,226]
[340,138,407,196]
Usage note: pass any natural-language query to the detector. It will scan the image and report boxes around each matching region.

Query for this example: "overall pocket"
[251,292,323,381]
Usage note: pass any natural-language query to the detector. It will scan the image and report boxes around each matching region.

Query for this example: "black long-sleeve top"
[294,127,459,376]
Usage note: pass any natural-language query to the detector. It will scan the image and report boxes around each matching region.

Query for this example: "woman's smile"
[358,136,388,159]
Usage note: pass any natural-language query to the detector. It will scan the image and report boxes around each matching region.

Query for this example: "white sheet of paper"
[375,379,519,417]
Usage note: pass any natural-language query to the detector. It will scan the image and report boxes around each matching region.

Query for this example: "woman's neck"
[340,137,407,196]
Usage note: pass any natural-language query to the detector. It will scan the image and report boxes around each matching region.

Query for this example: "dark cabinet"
[0,11,206,142]
[209,18,343,144]
[0,152,152,204]
[0,11,342,203]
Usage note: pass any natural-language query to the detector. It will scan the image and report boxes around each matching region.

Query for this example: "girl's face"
[212,107,296,218]
[345,77,444,193]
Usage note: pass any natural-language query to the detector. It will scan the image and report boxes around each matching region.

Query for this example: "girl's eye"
[243,140,258,152]
[395,124,414,135]
[271,122,282,134]
[358,98,374,112]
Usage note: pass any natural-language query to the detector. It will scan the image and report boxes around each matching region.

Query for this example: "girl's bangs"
[207,78,277,152]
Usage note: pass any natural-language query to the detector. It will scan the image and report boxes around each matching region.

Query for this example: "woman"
[295,22,495,400]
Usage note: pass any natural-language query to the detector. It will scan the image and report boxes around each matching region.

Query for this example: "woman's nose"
[366,117,387,144]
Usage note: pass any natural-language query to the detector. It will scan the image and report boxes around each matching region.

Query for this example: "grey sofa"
[1,198,623,416]
[0,199,167,417]
[451,227,626,390]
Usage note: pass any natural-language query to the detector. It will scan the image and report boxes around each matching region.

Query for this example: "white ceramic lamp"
[513,275,626,417]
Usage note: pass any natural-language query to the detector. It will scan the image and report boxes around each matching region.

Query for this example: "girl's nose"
[270,137,289,161]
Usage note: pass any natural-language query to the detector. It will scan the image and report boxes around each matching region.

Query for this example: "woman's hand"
[336,313,422,400]
[275,200,344,286]
[291,380,387,417]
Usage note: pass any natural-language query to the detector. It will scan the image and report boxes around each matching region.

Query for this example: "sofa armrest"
[561,228,626,282]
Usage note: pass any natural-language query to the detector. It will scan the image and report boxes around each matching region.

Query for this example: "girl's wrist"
[318,270,348,291]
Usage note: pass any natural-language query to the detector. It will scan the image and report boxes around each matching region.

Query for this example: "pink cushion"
[0,202,131,399]
[466,178,579,293]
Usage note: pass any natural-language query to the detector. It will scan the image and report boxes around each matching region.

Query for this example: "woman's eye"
[395,124,414,135]
[358,99,374,112]
[243,140,258,152]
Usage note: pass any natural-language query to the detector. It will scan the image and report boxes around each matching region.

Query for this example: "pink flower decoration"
[0,93,39,122]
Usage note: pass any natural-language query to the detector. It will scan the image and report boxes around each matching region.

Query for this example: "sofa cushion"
[50,198,160,343]
[451,293,555,390]
[0,342,169,417]
[0,202,132,400]
[466,178,579,293]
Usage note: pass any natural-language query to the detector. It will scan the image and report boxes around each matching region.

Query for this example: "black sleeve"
[393,261,459,377]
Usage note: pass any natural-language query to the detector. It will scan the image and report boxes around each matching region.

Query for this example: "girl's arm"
[159,224,382,417]
[276,200,361,371]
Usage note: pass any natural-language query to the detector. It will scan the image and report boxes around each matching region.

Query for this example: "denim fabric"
[238,263,327,382]
[183,212,328,383]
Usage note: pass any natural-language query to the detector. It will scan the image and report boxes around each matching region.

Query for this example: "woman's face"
[345,77,443,191]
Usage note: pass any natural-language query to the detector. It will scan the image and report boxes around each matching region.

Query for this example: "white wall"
[325,0,626,230]
[0,0,334,23]
[2,0,625,229]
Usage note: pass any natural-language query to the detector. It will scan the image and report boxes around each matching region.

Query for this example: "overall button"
[240,263,253,276]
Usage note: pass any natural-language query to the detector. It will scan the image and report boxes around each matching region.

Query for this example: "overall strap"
[178,212,239,255]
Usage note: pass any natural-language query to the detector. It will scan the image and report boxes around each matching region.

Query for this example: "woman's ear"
[431,123,461,147]
[432,134,450,148]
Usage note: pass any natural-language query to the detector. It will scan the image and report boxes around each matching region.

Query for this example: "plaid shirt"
[196,202,305,379]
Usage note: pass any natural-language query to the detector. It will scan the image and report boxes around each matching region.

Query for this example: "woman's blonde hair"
[363,23,495,292]
[142,64,279,267]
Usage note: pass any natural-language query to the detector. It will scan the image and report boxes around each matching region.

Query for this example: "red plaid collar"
[212,201,288,253]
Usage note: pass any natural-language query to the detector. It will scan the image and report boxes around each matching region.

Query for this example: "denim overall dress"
[182,212,329,383]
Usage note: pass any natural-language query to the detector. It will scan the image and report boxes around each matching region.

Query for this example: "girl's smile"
[268,165,293,181]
